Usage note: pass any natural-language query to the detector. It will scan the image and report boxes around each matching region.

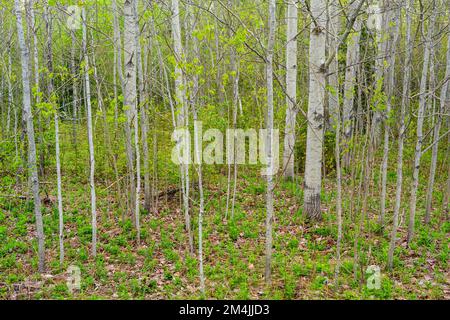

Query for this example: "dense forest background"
[0,0,448,299]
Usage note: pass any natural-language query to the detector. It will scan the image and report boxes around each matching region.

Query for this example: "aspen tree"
[425,9,450,224]
[380,3,400,228]
[44,2,64,264]
[14,0,45,272]
[388,0,414,270]
[283,0,298,180]
[304,0,327,220]
[408,0,437,244]
[327,0,340,130]
[265,0,276,284]
[342,0,361,168]
[82,6,97,257]
[172,0,193,254]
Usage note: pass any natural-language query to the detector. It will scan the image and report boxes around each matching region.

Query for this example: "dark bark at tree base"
[304,193,322,220]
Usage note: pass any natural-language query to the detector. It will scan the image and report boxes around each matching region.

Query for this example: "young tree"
[425,12,450,224]
[408,0,437,244]
[387,0,414,270]
[14,0,45,272]
[172,0,193,254]
[82,6,97,257]
[342,0,361,168]
[43,2,64,264]
[124,0,138,230]
[371,0,388,148]
[282,0,298,180]
[327,0,340,130]
[384,4,401,270]
[135,0,151,215]
[380,2,400,228]
[303,0,327,220]
[265,0,276,284]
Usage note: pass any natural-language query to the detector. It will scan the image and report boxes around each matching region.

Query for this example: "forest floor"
[0,169,449,300]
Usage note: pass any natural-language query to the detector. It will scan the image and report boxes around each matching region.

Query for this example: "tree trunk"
[70,30,79,146]
[371,1,388,148]
[424,10,450,224]
[327,0,340,131]
[44,2,65,265]
[407,0,436,244]
[136,3,151,214]
[14,0,45,272]
[385,2,404,270]
[342,1,361,168]
[265,0,276,285]
[124,0,137,220]
[380,4,400,228]
[283,0,298,180]
[304,0,327,220]
[82,7,97,257]
[172,0,193,255]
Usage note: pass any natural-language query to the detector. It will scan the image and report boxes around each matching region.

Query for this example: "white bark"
[342,1,361,167]
[327,0,340,130]
[265,0,276,284]
[136,7,151,214]
[388,0,414,269]
[194,118,205,294]
[407,1,436,244]
[133,0,142,243]
[304,0,327,220]
[7,40,13,135]
[425,13,450,224]
[14,0,45,272]
[331,33,342,286]
[408,1,437,241]
[124,0,137,219]
[371,1,388,148]
[384,3,402,270]
[283,0,298,180]
[82,7,97,257]
[44,3,64,265]
[380,5,400,227]
[124,0,140,238]
[172,0,193,255]
[70,30,79,141]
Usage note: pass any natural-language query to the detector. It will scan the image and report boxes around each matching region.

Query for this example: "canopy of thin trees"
[0,0,448,300]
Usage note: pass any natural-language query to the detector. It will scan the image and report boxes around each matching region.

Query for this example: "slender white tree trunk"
[387,0,414,270]
[194,118,205,294]
[124,0,140,238]
[134,0,150,215]
[342,1,361,168]
[55,111,64,264]
[327,0,340,131]
[265,0,276,284]
[332,38,342,287]
[43,3,64,264]
[304,0,327,220]
[14,0,45,272]
[425,16,450,224]
[133,0,142,243]
[407,1,436,244]
[383,4,401,269]
[380,5,400,228]
[371,1,388,148]
[124,0,137,219]
[283,0,298,180]
[444,127,450,221]
[172,0,193,255]
[7,43,13,136]
[82,7,97,257]
[70,30,79,142]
